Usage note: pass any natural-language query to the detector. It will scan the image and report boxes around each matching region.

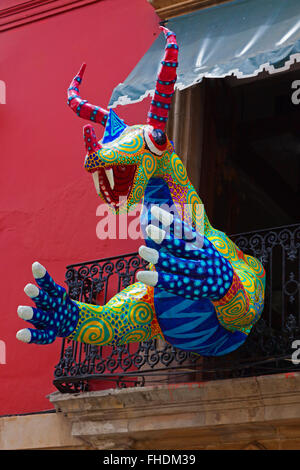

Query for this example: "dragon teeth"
[92,171,100,194]
[105,168,114,190]
[92,168,114,196]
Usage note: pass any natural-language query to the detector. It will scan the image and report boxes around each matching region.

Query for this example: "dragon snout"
[83,124,102,156]
[83,124,105,172]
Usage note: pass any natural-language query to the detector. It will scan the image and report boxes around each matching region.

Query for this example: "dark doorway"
[200,69,300,235]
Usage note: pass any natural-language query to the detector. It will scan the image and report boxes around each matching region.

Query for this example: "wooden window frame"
[148,0,234,20]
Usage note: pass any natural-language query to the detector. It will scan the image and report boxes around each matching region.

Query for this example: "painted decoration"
[17,27,265,357]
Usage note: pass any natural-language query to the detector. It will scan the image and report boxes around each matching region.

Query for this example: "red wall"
[0,0,159,415]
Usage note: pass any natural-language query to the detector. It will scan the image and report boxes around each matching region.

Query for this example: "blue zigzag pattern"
[154,289,246,356]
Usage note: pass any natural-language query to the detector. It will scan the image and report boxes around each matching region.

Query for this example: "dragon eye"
[144,127,167,156]
[152,129,166,146]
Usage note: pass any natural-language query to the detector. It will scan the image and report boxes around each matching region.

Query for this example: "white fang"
[92,171,100,194]
[105,168,114,190]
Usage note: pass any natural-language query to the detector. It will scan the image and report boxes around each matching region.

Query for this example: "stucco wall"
[0,0,159,415]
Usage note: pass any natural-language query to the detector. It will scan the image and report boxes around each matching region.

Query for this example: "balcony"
[53,223,300,393]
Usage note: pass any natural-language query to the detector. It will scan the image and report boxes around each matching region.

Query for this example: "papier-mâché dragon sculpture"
[16,28,265,357]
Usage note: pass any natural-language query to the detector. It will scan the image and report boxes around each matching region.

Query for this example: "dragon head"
[67,27,179,214]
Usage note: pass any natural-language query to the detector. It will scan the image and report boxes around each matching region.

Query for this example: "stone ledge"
[0,412,92,450]
[48,372,300,449]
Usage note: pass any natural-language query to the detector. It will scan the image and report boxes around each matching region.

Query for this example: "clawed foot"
[137,206,233,300]
[17,262,79,344]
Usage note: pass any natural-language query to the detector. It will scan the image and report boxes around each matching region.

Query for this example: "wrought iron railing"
[53,223,300,393]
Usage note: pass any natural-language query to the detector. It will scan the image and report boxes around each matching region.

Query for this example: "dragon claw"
[32,261,46,279]
[24,283,39,299]
[17,264,80,345]
[16,328,32,343]
[17,306,34,320]
[151,206,174,227]
[139,245,159,264]
[137,270,158,287]
[145,224,166,244]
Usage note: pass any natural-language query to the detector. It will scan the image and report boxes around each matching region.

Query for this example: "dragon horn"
[147,26,179,131]
[67,63,109,127]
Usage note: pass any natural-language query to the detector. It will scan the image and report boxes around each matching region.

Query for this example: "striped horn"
[67,63,109,127]
[147,26,179,131]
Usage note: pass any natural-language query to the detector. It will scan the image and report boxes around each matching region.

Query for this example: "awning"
[109,0,300,108]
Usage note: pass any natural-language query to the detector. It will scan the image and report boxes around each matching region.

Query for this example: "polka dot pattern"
[24,270,80,344]
[69,283,162,345]
[153,235,234,301]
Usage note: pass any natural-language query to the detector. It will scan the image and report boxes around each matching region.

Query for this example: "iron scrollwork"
[54,224,300,392]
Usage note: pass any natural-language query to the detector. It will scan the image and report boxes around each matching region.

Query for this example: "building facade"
[1,0,300,450]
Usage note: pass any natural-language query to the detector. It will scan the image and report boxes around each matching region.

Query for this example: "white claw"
[139,246,159,264]
[151,206,174,227]
[145,224,166,244]
[105,168,115,190]
[17,306,33,320]
[24,283,39,299]
[16,329,32,343]
[32,261,46,279]
[92,171,100,195]
[137,270,158,287]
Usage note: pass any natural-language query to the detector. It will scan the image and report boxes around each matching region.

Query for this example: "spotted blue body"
[140,178,247,356]
[25,271,79,344]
